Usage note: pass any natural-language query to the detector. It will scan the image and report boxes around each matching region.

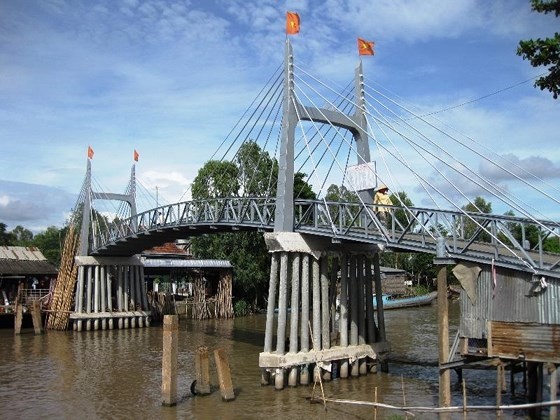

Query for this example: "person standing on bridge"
[374,184,393,224]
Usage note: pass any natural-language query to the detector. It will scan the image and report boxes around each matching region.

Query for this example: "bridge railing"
[91,197,560,277]
[93,197,277,249]
[295,199,560,276]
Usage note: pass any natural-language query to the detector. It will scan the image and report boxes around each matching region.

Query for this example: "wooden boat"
[373,291,437,310]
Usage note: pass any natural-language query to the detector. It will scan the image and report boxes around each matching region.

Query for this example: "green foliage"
[413,284,430,296]
[294,172,316,200]
[233,299,250,317]
[192,160,239,199]
[390,191,414,229]
[190,142,316,309]
[517,0,560,99]
[11,225,34,246]
[461,196,492,242]
[0,223,15,245]
[31,225,67,267]
[325,184,357,203]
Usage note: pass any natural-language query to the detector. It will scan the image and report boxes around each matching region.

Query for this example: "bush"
[413,284,430,296]
[234,299,249,317]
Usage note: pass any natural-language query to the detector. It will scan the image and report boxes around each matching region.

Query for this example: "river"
[0,300,531,419]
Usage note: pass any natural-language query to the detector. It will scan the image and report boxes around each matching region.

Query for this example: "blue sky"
[1,0,559,233]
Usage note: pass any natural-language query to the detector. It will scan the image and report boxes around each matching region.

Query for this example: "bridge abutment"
[259,233,389,389]
[71,256,150,331]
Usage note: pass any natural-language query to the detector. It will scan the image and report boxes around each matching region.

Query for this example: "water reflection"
[0,301,528,419]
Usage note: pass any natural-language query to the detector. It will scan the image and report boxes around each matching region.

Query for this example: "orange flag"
[286,11,300,35]
[134,149,139,162]
[87,146,94,159]
[358,38,375,56]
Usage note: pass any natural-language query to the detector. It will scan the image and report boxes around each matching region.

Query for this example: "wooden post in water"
[195,346,211,395]
[14,290,23,335]
[437,264,451,408]
[548,363,558,420]
[214,348,235,401]
[161,315,178,406]
[496,360,503,417]
[31,300,43,335]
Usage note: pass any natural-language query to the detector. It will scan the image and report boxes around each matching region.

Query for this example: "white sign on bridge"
[346,162,377,191]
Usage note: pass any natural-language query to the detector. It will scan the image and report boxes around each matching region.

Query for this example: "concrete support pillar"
[339,254,349,378]
[320,256,330,351]
[300,254,310,353]
[357,255,367,375]
[312,257,321,352]
[349,255,359,376]
[130,265,137,312]
[140,265,148,310]
[100,265,106,312]
[275,252,289,390]
[76,266,85,313]
[264,253,279,353]
[76,266,85,332]
[117,266,123,311]
[86,266,92,331]
[123,267,130,312]
[300,254,310,386]
[161,315,178,406]
[135,265,143,311]
[373,253,386,342]
[365,256,376,343]
[94,266,100,330]
[100,265,107,330]
[262,252,279,385]
[320,256,331,381]
[288,253,301,387]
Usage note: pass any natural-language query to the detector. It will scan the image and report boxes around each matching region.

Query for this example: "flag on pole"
[358,38,375,56]
[134,149,139,162]
[87,146,94,159]
[286,11,300,35]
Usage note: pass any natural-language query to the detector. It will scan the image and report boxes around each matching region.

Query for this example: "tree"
[190,143,316,310]
[191,160,239,199]
[517,0,560,99]
[32,226,67,267]
[461,196,493,242]
[11,225,34,246]
[390,191,414,230]
[0,222,15,245]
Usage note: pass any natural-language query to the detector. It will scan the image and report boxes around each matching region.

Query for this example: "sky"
[0,0,559,233]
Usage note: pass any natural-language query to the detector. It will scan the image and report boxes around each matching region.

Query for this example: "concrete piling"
[259,233,388,389]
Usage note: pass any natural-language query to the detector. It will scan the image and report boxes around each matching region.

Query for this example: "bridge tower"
[71,159,150,331]
[261,40,388,389]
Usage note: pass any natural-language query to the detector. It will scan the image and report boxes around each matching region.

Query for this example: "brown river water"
[0,300,531,419]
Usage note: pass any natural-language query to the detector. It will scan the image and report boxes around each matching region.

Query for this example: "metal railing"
[91,197,560,278]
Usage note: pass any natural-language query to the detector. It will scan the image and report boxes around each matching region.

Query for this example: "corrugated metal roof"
[141,258,232,269]
[0,246,57,276]
[0,246,48,261]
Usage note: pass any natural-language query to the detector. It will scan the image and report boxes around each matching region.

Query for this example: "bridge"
[51,39,560,395]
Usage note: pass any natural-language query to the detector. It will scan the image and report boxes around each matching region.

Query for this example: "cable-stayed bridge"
[62,40,559,393]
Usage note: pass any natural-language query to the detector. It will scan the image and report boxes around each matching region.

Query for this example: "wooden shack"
[0,246,57,328]
[447,262,559,417]
[141,242,234,320]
